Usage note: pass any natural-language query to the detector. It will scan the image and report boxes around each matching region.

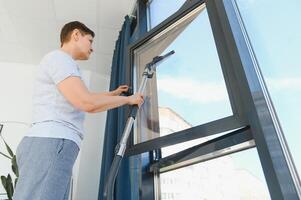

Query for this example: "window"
[236,0,301,177]
[128,0,301,199]
[133,4,233,144]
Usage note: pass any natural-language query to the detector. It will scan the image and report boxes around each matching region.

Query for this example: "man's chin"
[78,56,90,60]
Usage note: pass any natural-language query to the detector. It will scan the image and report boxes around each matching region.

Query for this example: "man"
[14,21,144,200]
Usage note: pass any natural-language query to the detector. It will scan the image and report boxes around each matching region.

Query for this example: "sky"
[148,0,301,194]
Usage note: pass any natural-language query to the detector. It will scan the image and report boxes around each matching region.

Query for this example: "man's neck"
[60,45,77,60]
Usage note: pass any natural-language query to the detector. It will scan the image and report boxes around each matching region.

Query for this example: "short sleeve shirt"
[26,49,86,148]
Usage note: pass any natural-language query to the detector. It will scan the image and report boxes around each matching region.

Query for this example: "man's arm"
[57,76,143,113]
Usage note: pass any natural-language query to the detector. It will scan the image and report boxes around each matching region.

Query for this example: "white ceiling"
[0,0,136,75]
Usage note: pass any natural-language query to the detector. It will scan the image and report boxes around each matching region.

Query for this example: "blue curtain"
[98,16,133,200]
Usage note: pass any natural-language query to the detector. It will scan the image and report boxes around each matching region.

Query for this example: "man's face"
[75,31,94,60]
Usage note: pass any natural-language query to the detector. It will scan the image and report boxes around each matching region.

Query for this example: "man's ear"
[72,29,80,42]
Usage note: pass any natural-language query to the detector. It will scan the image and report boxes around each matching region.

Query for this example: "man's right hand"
[128,93,144,107]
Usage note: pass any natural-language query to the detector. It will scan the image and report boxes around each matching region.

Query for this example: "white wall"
[0,62,35,196]
[0,62,110,199]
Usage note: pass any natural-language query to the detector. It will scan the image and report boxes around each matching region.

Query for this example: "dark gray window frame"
[126,0,301,199]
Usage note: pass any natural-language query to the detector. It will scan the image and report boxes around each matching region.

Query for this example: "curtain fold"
[98,16,133,200]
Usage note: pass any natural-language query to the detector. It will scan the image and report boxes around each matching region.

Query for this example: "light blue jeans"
[14,136,79,200]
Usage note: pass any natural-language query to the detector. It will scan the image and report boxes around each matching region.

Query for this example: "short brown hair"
[60,21,95,47]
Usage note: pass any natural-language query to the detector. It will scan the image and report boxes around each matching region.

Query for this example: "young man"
[14,21,144,200]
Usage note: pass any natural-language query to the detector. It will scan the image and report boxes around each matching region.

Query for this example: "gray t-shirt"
[26,49,85,148]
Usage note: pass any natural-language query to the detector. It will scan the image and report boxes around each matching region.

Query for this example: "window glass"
[160,149,271,200]
[148,0,187,28]
[236,0,301,175]
[134,5,233,144]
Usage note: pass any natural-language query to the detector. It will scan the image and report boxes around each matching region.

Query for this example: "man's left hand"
[113,85,129,95]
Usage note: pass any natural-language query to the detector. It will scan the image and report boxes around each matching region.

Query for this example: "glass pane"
[148,0,187,29]
[235,0,301,177]
[160,149,271,200]
[134,5,233,144]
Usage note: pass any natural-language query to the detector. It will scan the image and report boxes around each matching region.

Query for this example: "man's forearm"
[99,91,117,96]
[87,92,129,113]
